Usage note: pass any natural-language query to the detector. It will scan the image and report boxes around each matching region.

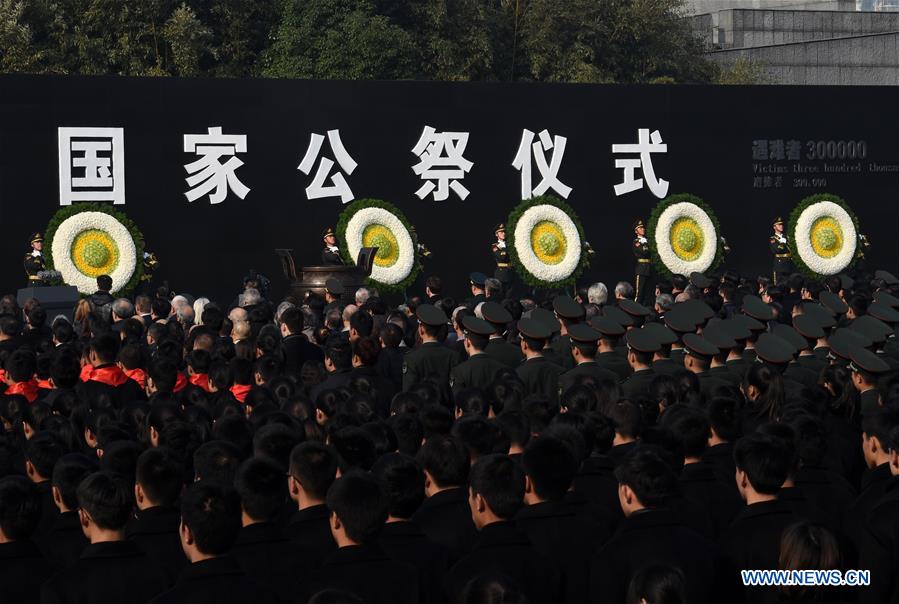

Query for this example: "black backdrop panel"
[1,76,897,305]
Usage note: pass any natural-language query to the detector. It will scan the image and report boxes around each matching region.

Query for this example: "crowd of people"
[2,264,899,604]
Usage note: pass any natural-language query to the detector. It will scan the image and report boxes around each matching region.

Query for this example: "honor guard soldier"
[137,250,158,295]
[516,317,563,405]
[769,216,793,285]
[402,304,459,398]
[450,316,507,397]
[321,226,345,266]
[559,324,618,394]
[24,232,45,283]
[492,223,513,286]
[632,219,651,304]
[855,232,871,272]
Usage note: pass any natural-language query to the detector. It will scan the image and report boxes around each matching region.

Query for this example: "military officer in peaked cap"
[450,316,508,397]
[402,304,459,395]
[644,322,680,377]
[769,216,793,285]
[848,345,890,417]
[466,272,488,309]
[321,226,345,266]
[591,316,630,381]
[559,324,618,394]
[621,328,661,401]
[492,223,513,286]
[682,333,730,401]
[481,301,524,368]
[551,295,585,371]
[24,232,45,283]
[323,278,344,319]
[632,219,652,305]
[516,317,563,405]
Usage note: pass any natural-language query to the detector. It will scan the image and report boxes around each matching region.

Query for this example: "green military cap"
[325,278,344,296]
[462,316,495,337]
[682,333,719,359]
[772,324,805,354]
[530,308,560,333]
[772,216,784,226]
[321,226,336,238]
[689,271,712,289]
[633,219,645,230]
[602,306,634,328]
[731,313,765,333]
[742,295,774,322]
[482,301,512,326]
[754,333,794,365]
[495,223,505,234]
[568,323,601,344]
[792,315,825,341]
[868,302,899,325]
[416,304,448,327]
[553,295,585,320]
[626,328,661,354]
[827,332,855,363]
[469,272,487,287]
[874,291,899,309]
[875,270,899,286]
[518,317,552,341]
[848,315,890,345]
[820,291,848,316]
[720,318,752,341]
[848,345,891,375]
[664,305,697,334]
[619,298,651,318]
[702,323,736,351]
[834,327,871,349]
[643,322,678,346]
[589,316,626,338]
[30,232,43,244]
[683,298,715,322]
[838,274,854,292]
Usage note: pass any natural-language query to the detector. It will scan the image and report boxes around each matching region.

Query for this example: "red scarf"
[6,379,39,403]
[80,364,94,382]
[36,379,52,390]
[189,373,211,392]
[124,368,147,390]
[230,383,251,403]
[173,372,188,393]
[90,365,129,387]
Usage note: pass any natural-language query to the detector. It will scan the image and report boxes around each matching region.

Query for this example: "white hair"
[615,281,634,299]
[355,286,374,306]
[193,297,210,326]
[275,301,295,324]
[587,282,608,306]
[171,295,189,310]
[240,288,262,307]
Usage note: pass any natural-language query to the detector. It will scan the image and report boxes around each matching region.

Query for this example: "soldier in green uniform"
[643,322,680,376]
[466,272,487,309]
[769,216,793,285]
[321,226,346,266]
[682,333,731,401]
[551,295,585,371]
[492,223,513,287]
[23,232,45,283]
[848,345,890,417]
[402,305,459,398]
[515,317,563,405]
[559,324,619,394]
[590,316,629,381]
[136,249,159,295]
[482,302,524,368]
[450,316,507,398]
[701,322,742,388]
[632,219,651,304]
[620,328,660,401]
[530,308,565,368]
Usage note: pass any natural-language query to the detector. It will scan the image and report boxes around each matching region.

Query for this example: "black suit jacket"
[379,520,450,604]
[858,479,899,604]
[846,463,894,549]
[281,334,324,380]
[41,540,170,604]
[412,487,477,565]
[680,461,742,540]
[230,521,315,602]
[36,510,88,570]
[284,504,336,569]
[126,506,187,584]
[0,540,54,604]
[445,521,562,604]
[150,556,279,604]
[573,454,622,526]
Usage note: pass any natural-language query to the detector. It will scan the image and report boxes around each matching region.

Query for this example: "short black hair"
[148,358,178,394]
[253,423,302,472]
[733,433,791,495]
[51,453,98,511]
[235,457,288,523]
[331,426,377,472]
[90,333,120,364]
[181,481,241,555]
[609,400,643,439]
[862,406,899,448]
[662,407,711,459]
[118,343,143,370]
[349,310,373,338]
[0,476,41,540]
[280,307,304,335]
[135,447,183,508]
[193,440,242,486]
[419,405,453,439]
[455,388,489,416]
[151,297,171,318]
[522,436,576,502]
[186,349,211,374]
[452,415,502,461]
[289,442,338,500]
[494,411,531,448]
[76,471,133,530]
[5,349,36,383]
[387,413,424,457]
[96,275,113,292]
[614,447,679,508]
[25,431,65,479]
[469,454,524,520]
[326,471,388,544]
[707,397,741,442]
[372,453,425,520]
[325,341,352,371]
[416,435,470,489]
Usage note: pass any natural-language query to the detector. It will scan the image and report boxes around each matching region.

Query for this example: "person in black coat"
[349,337,397,417]
[373,453,450,604]
[589,447,734,604]
[150,482,278,604]
[41,472,170,604]
[37,453,94,569]
[0,476,54,604]
[858,424,899,604]
[445,454,562,604]
[279,307,324,380]
[309,340,355,402]
[285,442,339,567]
[294,472,420,604]
[517,436,608,604]
[413,435,478,564]
[127,448,188,584]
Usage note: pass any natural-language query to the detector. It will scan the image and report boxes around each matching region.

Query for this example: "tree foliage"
[0,0,716,83]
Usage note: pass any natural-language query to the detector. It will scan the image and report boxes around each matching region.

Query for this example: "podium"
[276,247,377,305]
[17,285,80,324]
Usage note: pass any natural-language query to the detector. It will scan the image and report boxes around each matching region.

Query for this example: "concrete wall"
[685,0,856,15]
[714,8,899,48]
[710,31,899,84]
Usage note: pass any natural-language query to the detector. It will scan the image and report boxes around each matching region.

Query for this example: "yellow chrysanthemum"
[362,223,400,268]
[529,220,567,265]
[810,216,843,259]
[669,217,704,262]
[71,229,120,277]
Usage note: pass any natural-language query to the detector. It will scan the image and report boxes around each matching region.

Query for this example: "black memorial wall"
[1,75,897,304]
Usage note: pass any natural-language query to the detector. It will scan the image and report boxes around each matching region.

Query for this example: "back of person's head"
[325,341,352,371]
[151,297,171,319]
[193,440,242,486]
[469,454,524,521]
[0,476,42,541]
[610,400,643,440]
[455,388,489,417]
[462,575,528,604]
[181,481,241,555]
[707,397,741,442]
[135,447,183,508]
[662,407,710,459]
[308,590,366,604]
[253,423,302,472]
[6,349,36,383]
[734,432,791,495]
[326,471,388,544]
[626,564,688,604]
[419,404,453,438]
[331,426,377,473]
[76,471,132,530]
[417,435,470,489]
[25,431,65,480]
[521,436,576,502]
[778,521,842,601]
[452,415,502,461]
[614,447,679,509]
[372,452,424,520]
[494,411,531,450]
[51,453,98,511]
[387,413,424,457]
[96,274,113,292]
[235,457,287,523]
[862,406,899,448]
[289,442,338,500]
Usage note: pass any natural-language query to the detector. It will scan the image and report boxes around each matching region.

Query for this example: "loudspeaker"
[17,286,80,324]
